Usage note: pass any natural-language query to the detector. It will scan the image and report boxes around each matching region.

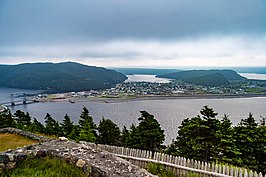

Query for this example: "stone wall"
[0,127,52,142]
[0,128,156,177]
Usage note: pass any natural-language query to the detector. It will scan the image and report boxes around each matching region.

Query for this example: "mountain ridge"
[0,62,127,93]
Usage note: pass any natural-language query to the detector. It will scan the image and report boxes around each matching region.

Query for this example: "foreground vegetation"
[0,106,265,174]
[1,157,87,177]
[0,133,37,152]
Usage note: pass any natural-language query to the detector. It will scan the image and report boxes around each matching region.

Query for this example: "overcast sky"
[0,0,265,68]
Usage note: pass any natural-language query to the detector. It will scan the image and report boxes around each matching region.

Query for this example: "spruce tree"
[78,107,97,137]
[44,113,62,136]
[97,118,121,145]
[60,114,74,137]
[137,111,165,152]
[79,118,96,143]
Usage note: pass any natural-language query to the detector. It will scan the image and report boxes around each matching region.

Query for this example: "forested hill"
[0,62,127,92]
[157,69,246,86]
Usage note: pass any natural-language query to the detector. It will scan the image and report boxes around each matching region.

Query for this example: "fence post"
[249,170,253,177]
[244,169,248,177]
[239,169,243,177]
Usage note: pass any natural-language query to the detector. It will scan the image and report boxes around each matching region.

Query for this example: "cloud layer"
[0,0,265,67]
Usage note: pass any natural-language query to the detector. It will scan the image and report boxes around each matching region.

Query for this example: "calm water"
[125,74,172,83]
[239,73,266,80]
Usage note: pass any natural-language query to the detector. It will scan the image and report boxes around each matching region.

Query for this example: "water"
[0,87,42,103]
[125,74,171,83]
[239,73,266,80]
[9,97,266,144]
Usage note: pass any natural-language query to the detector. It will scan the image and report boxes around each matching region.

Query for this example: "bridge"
[0,92,37,106]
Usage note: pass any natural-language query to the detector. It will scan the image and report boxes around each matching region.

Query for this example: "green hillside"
[157,69,246,81]
[184,73,230,87]
[0,62,127,92]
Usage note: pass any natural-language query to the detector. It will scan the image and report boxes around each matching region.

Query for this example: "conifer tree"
[28,118,45,133]
[44,113,61,136]
[78,107,97,137]
[60,114,74,137]
[79,118,96,142]
[0,109,14,128]
[137,111,165,152]
[97,118,121,145]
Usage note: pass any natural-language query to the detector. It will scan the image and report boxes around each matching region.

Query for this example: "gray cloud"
[0,0,265,67]
[0,0,265,46]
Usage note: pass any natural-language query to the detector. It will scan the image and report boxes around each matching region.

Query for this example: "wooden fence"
[81,142,265,177]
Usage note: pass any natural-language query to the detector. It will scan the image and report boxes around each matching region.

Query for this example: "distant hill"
[157,69,246,86]
[184,73,230,87]
[113,68,181,75]
[0,62,127,92]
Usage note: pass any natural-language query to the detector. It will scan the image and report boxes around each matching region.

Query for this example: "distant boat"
[69,100,75,104]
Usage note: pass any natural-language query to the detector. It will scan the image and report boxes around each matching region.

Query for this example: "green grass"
[147,163,176,177]
[0,133,37,152]
[1,157,87,177]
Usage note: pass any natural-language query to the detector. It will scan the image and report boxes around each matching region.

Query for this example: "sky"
[0,0,266,68]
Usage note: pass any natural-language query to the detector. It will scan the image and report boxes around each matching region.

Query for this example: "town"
[34,79,266,101]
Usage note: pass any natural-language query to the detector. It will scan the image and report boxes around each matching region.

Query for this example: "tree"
[78,107,97,137]
[79,118,96,143]
[175,106,221,161]
[214,114,241,165]
[68,125,80,141]
[234,113,262,172]
[60,114,74,137]
[97,118,121,145]
[44,113,61,136]
[137,111,165,152]
[28,118,45,133]
[13,110,31,129]
[0,109,14,128]
[121,126,130,146]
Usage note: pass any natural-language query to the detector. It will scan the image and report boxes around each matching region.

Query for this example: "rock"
[7,154,14,161]
[36,149,47,157]
[76,159,86,168]
[6,162,16,170]
[0,163,5,169]
[59,137,68,141]
[0,154,8,164]
[16,149,23,153]
[128,166,132,172]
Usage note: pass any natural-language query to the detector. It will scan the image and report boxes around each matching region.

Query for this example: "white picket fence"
[82,142,265,177]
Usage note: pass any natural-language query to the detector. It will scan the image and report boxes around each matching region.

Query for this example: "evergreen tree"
[14,110,32,129]
[60,114,74,137]
[215,114,241,165]
[175,106,221,161]
[234,113,261,171]
[0,109,14,128]
[78,107,97,137]
[44,113,62,136]
[79,118,96,143]
[28,118,45,133]
[97,118,121,145]
[69,125,80,141]
[137,111,165,152]
[126,124,141,149]
[121,126,130,146]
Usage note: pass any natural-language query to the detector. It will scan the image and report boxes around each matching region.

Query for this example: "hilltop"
[0,62,127,93]
[157,69,246,86]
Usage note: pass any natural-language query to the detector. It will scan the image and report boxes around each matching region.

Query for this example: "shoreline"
[39,93,266,104]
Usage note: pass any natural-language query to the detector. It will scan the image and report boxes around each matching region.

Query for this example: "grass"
[147,163,176,177]
[0,133,37,152]
[1,157,87,177]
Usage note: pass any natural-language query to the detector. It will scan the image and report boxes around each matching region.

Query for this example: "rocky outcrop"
[0,128,156,177]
